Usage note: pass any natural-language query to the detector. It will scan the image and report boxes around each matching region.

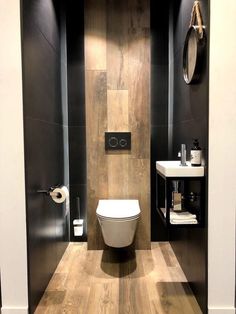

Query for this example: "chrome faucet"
[180,144,187,166]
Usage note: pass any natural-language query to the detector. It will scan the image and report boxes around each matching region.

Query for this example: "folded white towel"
[169,210,196,220]
[170,219,198,225]
[160,208,198,224]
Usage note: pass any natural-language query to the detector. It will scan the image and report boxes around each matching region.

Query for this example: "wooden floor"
[35,242,202,314]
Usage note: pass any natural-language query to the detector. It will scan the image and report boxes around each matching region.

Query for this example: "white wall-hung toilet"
[96,199,141,248]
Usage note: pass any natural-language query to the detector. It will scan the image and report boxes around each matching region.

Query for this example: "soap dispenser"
[191,139,202,166]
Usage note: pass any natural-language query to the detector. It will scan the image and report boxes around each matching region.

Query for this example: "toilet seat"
[96,214,140,221]
[96,199,141,248]
[96,199,140,220]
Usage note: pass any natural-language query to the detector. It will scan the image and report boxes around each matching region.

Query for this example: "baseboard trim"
[208,307,235,314]
[1,306,28,314]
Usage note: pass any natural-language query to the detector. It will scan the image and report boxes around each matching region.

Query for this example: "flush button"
[109,137,118,148]
[119,139,127,147]
[105,132,131,150]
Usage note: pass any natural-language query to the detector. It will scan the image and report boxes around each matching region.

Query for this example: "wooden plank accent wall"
[85,0,150,249]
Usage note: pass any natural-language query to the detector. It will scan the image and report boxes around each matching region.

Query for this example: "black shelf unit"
[156,170,205,228]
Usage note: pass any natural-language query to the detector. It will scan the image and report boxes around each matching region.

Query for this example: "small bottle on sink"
[190,139,202,167]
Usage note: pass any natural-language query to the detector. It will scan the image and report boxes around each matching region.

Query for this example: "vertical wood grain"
[107,90,129,131]
[108,154,129,198]
[86,0,150,250]
[107,90,129,198]
[84,0,107,70]
[128,27,150,159]
[128,158,150,249]
[86,70,108,249]
[107,0,129,89]
[128,0,150,29]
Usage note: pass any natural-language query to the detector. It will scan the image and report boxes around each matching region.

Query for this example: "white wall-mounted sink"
[156,161,204,177]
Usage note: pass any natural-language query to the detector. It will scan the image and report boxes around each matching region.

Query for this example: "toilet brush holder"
[73,219,83,236]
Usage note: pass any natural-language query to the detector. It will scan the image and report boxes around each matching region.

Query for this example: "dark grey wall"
[150,1,169,241]
[169,0,209,312]
[151,0,209,311]
[171,0,208,160]
[22,0,69,312]
[66,0,87,241]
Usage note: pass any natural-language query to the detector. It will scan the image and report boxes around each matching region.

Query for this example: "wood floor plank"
[61,287,90,314]
[156,281,202,314]
[35,291,66,314]
[35,243,202,314]
[56,243,80,274]
[119,277,152,314]
[85,282,118,314]
[159,242,179,267]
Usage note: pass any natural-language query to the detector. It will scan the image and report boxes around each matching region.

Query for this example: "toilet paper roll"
[50,186,69,204]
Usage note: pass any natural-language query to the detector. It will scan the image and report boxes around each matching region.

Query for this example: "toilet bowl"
[96,199,141,248]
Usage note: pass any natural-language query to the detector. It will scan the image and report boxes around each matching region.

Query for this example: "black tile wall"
[151,126,168,161]
[66,0,87,242]
[169,0,209,312]
[151,3,169,67]
[151,0,209,310]
[24,118,64,188]
[172,1,184,58]
[172,117,208,165]
[23,22,62,124]
[151,0,169,241]
[171,227,207,311]
[23,0,60,53]
[68,126,86,185]
[22,1,69,312]
[68,65,86,127]
[151,66,168,127]
[172,49,208,125]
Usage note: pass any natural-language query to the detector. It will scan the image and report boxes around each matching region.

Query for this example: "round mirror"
[183,26,206,84]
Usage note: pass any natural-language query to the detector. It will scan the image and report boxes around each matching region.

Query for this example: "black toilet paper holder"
[37,185,61,198]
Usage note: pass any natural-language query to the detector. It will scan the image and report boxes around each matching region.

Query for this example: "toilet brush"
[73,197,83,236]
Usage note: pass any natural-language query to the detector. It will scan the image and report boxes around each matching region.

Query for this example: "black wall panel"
[169,0,209,312]
[22,0,69,312]
[66,0,87,241]
[150,0,169,241]
[151,0,209,311]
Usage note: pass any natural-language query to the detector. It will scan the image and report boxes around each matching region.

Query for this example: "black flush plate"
[105,132,131,150]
